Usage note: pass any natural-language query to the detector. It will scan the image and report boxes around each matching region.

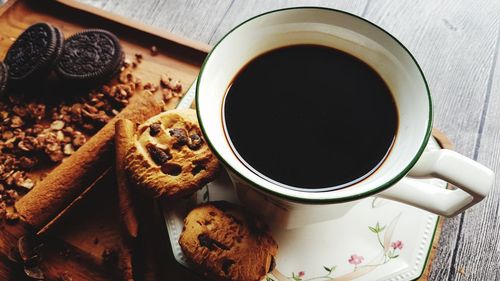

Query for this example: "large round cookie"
[125,109,220,198]
[179,202,278,281]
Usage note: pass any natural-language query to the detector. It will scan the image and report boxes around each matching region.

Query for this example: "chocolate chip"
[221,258,235,274]
[191,164,205,175]
[188,134,203,150]
[161,162,182,176]
[198,233,215,250]
[169,128,189,148]
[146,143,171,165]
[197,233,229,251]
[149,122,161,136]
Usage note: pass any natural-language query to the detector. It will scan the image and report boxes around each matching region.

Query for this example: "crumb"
[150,45,159,56]
[160,74,182,93]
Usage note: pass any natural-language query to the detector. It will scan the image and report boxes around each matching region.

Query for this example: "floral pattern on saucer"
[268,214,405,281]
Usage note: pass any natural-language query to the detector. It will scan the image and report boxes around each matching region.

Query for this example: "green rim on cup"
[196,7,433,205]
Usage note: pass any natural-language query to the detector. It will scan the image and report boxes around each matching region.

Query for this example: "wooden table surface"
[54,0,500,280]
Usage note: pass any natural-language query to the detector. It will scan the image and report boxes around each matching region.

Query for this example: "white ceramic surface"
[195,8,493,227]
[197,7,432,202]
[161,136,445,281]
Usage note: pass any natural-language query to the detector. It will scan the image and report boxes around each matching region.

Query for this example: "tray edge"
[54,0,212,54]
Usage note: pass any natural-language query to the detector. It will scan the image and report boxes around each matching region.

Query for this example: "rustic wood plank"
[209,0,369,45]
[76,0,232,43]
[449,27,500,281]
[361,1,500,280]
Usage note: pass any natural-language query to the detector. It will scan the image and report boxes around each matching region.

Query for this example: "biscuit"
[56,29,124,84]
[179,202,278,281]
[4,22,63,82]
[124,109,220,198]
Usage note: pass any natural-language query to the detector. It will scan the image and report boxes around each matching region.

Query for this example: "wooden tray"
[0,0,209,280]
[0,1,447,280]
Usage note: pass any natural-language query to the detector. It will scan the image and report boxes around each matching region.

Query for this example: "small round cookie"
[4,23,64,82]
[179,202,278,281]
[125,109,220,198]
[0,62,8,96]
[56,29,124,84]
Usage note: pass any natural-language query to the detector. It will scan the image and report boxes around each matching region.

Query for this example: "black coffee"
[223,45,398,191]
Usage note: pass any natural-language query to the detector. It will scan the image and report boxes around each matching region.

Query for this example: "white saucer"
[161,136,444,281]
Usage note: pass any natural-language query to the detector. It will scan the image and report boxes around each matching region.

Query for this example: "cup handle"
[378,149,494,217]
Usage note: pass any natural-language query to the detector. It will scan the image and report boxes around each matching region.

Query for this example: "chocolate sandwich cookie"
[4,23,63,83]
[56,29,124,84]
[0,62,8,96]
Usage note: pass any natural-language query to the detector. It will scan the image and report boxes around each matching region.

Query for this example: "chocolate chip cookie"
[124,109,220,198]
[179,202,278,281]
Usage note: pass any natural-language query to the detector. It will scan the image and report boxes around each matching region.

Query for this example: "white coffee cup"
[196,7,494,229]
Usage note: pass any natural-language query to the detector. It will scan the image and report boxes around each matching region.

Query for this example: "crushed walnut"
[0,56,183,221]
[160,73,183,93]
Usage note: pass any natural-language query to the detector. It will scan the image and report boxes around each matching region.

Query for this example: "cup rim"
[196,6,433,204]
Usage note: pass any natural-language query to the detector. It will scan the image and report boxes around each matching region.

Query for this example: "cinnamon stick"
[115,119,139,240]
[15,90,166,230]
